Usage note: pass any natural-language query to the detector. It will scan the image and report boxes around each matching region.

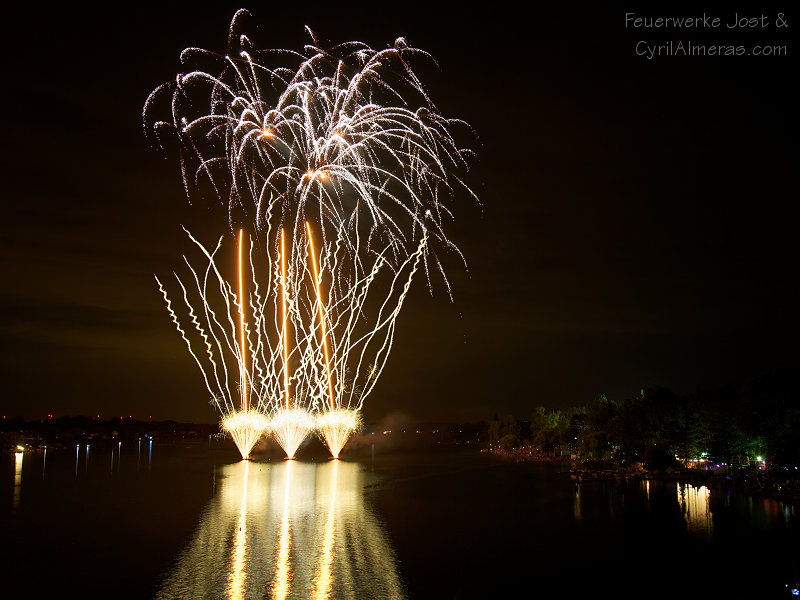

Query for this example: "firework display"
[156,224,425,458]
[147,10,474,459]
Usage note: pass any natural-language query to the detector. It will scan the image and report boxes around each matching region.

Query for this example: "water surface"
[1,442,797,599]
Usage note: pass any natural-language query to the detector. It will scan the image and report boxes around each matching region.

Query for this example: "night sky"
[1,3,795,424]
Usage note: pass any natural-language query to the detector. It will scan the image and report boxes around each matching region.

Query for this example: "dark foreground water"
[1,441,798,599]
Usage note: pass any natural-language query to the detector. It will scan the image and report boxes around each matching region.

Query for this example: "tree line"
[487,371,799,474]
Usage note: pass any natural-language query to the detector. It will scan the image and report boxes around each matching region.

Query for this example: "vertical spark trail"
[159,228,425,460]
[269,227,316,460]
[306,221,335,412]
[307,220,339,456]
[280,228,290,411]
[238,229,248,412]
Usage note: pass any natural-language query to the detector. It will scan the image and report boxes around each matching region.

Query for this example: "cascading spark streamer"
[157,225,426,460]
[144,9,478,294]
[149,10,475,461]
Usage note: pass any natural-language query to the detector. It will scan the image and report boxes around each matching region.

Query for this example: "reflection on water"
[13,451,23,509]
[678,482,713,534]
[313,461,337,600]
[3,450,799,599]
[272,461,292,600]
[571,476,791,541]
[227,460,250,600]
[156,460,405,600]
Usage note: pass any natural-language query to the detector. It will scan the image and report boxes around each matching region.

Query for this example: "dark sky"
[1,2,796,424]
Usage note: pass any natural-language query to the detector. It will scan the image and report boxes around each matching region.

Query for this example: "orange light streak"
[305,222,335,412]
[280,228,290,410]
[238,229,248,412]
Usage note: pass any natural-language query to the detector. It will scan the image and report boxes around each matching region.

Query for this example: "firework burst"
[268,407,316,460]
[149,11,475,460]
[315,408,362,460]
[144,9,477,294]
[220,410,270,460]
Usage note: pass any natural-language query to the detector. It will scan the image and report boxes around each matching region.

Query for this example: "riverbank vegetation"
[486,372,799,482]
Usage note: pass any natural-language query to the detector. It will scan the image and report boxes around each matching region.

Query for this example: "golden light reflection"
[226,460,249,600]
[155,460,405,600]
[156,461,270,599]
[14,451,23,509]
[272,460,293,600]
[678,482,713,535]
[312,460,337,599]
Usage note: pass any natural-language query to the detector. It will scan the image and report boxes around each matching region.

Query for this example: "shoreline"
[482,447,800,506]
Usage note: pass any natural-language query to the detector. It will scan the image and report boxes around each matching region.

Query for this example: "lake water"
[1,440,798,599]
